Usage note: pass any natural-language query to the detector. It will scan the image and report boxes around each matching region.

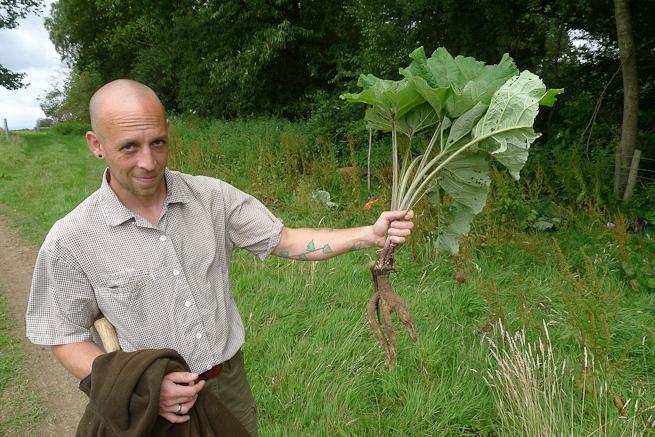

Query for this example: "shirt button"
[195,332,202,339]
[206,364,213,370]
[173,269,180,276]
[184,300,191,308]
[160,235,167,242]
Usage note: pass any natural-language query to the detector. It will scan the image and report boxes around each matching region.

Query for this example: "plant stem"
[367,128,372,191]
[391,119,399,209]
[375,236,396,270]
[400,124,532,210]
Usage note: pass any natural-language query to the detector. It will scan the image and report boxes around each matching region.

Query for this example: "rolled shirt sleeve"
[220,180,283,261]
[26,237,100,345]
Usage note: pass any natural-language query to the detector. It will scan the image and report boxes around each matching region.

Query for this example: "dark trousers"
[205,350,257,436]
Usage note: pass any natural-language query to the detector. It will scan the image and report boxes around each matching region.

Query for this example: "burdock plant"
[341,47,562,365]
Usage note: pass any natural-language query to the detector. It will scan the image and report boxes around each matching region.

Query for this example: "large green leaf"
[340,74,424,119]
[408,76,451,117]
[433,72,545,254]
[401,47,518,118]
[539,88,564,107]
[445,52,518,117]
[396,103,440,137]
[436,153,490,254]
[438,153,490,213]
[400,47,450,88]
[437,204,475,255]
[400,47,451,116]
[364,107,393,132]
[473,71,544,179]
[445,102,487,150]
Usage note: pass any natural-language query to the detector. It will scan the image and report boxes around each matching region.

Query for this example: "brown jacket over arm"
[76,349,249,437]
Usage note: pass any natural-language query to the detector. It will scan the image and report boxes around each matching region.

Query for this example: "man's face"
[88,100,169,204]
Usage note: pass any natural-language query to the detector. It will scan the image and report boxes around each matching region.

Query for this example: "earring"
[98,154,103,159]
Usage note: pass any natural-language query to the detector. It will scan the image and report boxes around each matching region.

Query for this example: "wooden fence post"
[622,149,642,202]
[3,119,9,140]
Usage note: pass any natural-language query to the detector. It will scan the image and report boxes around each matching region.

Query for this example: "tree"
[45,0,365,118]
[0,0,42,89]
[39,68,102,122]
[613,0,639,197]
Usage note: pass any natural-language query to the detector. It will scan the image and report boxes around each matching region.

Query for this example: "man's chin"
[132,176,164,195]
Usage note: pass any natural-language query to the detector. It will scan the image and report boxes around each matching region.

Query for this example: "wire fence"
[613,151,655,202]
[622,169,655,182]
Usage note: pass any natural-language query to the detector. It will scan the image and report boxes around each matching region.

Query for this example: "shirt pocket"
[95,269,151,342]
[96,269,149,303]
[99,269,147,290]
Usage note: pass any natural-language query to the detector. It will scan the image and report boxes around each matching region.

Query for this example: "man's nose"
[137,146,156,171]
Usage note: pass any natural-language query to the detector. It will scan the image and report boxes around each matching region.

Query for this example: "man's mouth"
[135,175,158,184]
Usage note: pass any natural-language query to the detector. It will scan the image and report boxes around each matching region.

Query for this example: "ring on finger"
[175,403,183,415]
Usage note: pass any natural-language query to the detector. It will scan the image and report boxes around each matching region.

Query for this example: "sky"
[0,3,68,130]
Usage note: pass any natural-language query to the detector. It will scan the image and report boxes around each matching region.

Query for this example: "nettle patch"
[342,47,562,365]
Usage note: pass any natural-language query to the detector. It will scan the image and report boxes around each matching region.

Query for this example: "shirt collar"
[99,168,192,227]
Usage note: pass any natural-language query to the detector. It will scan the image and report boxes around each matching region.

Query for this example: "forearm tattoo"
[279,240,333,260]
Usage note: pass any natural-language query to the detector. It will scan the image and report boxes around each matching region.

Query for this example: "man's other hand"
[159,371,206,423]
[371,210,415,247]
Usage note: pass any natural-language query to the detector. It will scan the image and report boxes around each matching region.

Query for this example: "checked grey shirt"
[26,169,283,373]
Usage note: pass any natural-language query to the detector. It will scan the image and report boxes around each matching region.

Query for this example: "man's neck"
[107,171,167,225]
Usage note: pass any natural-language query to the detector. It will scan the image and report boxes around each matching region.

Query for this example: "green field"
[1,124,654,435]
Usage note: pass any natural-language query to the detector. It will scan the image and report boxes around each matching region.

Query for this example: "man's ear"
[85,131,104,159]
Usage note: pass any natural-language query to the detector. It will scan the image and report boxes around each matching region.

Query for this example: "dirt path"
[0,215,86,436]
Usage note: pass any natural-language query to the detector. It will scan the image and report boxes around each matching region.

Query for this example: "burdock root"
[367,251,417,366]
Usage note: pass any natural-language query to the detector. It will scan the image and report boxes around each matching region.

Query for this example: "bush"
[35,118,53,129]
[51,121,91,136]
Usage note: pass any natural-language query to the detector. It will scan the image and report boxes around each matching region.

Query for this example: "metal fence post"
[3,118,9,140]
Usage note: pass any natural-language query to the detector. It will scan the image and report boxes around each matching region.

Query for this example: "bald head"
[89,79,166,137]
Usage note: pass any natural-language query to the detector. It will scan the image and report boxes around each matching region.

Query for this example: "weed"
[480,276,507,328]
[554,241,620,366]
[484,321,651,436]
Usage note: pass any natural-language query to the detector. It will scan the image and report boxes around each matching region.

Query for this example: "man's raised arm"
[272,210,414,261]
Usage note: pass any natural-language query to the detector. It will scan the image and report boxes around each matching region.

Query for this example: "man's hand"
[371,210,415,247]
[159,372,206,423]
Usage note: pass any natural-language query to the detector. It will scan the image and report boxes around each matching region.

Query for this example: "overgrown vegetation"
[0,126,653,435]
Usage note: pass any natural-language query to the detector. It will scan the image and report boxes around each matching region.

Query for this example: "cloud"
[0,14,62,70]
[0,5,68,130]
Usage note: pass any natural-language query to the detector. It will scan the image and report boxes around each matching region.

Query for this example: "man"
[26,80,414,435]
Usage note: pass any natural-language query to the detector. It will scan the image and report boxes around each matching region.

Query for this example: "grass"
[0,291,44,435]
[0,131,105,241]
[0,121,654,435]
[485,322,649,436]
